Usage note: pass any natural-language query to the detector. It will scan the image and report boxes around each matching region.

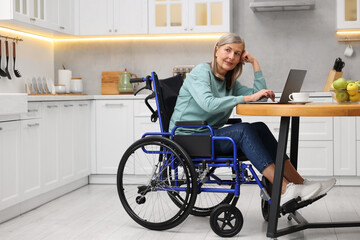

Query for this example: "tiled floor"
[1,184,360,239]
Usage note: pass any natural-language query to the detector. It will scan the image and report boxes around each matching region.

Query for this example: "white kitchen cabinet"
[46,0,73,34]
[20,118,42,201]
[41,102,61,191]
[0,121,21,211]
[337,0,360,29]
[133,99,159,174]
[148,0,232,34]
[95,100,134,174]
[334,117,356,176]
[59,102,75,184]
[78,0,148,36]
[74,101,91,177]
[13,0,47,28]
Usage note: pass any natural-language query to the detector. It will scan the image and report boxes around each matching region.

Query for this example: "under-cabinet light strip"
[0,27,53,42]
[53,34,223,42]
[0,27,223,42]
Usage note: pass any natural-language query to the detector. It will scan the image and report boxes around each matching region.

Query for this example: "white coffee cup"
[344,45,354,57]
[289,92,309,102]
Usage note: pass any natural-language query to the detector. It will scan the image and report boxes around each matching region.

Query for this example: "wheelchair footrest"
[281,194,326,215]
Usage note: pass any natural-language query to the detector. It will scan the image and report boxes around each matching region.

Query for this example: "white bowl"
[55,85,66,94]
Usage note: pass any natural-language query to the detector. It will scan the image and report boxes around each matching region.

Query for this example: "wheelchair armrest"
[226,118,242,124]
[175,121,208,126]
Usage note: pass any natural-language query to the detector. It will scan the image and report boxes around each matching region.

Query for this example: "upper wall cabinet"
[46,0,73,34]
[13,0,47,28]
[0,0,73,34]
[78,0,148,36]
[148,0,232,34]
[337,0,360,29]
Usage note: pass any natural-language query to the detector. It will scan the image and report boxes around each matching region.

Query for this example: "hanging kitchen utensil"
[0,40,7,77]
[4,40,11,79]
[13,41,21,78]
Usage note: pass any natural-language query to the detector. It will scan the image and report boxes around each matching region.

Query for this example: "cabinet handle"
[190,28,193,31]
[0,127,2,131]
[184,28,188,31]
[114,29,117,32]
[60,26,65,30]
[79,104,88,107]
[47,105,58,108]
[64,104,74,107]
[27,123,40,127]
[105,103,124,107]
[30,18,36,22]
[109,29,112,32]
[28,109,39,113]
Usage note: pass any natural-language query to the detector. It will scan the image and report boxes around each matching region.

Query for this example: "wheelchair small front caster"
[209,204,243,237]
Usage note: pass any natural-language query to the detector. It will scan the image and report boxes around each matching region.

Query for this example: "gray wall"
[54,0,360,94]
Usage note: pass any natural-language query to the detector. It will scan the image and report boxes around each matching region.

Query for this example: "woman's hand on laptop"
[244,89,275,103]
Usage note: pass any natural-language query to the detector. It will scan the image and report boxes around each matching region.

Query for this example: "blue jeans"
[197,122,288,173]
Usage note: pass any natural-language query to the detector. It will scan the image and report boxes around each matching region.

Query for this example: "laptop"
[248,69,307,104]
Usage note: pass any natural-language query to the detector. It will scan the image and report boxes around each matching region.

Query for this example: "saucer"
[289,100,311,104]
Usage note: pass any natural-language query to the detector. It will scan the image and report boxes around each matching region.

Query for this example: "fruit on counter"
[335,91,349,102]
[350,92,360,102]
[356,81,360,88]
[346,82,359,96]
[332,77,348,90]
[347,80,355,84]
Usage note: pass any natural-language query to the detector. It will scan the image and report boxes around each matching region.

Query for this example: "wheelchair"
[116,72,274,237]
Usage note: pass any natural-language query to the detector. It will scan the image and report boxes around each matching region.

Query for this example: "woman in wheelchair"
[169,32,336,206]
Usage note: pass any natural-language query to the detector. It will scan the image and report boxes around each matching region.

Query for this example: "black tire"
[210,204,243,237]
[261,176,272,222]
[117,136,197,231]
[168,166,236,217]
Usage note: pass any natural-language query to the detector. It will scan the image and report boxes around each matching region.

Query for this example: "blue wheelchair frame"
[136,72,270,204]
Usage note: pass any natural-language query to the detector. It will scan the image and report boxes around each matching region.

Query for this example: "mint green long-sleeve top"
[168,63,267,134]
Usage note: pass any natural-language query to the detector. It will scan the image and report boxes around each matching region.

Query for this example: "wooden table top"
[236,102,360,117]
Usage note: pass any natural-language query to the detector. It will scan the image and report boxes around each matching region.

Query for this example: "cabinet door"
[74,101,90,177]
[59,102,75,184]
[41,102,60,191]
[149,0,188,34]
[188,0,231,33]
[334,117,356,175]
[297,141,334,176]
[0,121,21,211]
[21,119,42,201]
[95,100,134,174]
[13,0,46,27]
[113,0,148,34]
[79,0,112,35]
[58,0,73,33]
[337,0,360,29]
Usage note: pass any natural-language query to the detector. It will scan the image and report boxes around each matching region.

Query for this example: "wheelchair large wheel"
[117,136,198,231]
[168,166,236,217]
[210,204,243,237]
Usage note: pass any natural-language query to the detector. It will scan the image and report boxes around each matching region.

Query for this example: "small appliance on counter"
[101,69,138,95]
[118,69,137,94]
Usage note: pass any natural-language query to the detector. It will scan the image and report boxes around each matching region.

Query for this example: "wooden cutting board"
[101,71,138,95]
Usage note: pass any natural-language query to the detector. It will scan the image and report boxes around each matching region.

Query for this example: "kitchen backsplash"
[0,29,54,93]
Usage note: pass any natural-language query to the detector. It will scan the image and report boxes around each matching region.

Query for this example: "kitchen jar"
[58,69,72,93]
[70,77,83,93]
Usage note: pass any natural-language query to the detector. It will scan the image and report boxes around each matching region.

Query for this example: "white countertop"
[27,92,332,102]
